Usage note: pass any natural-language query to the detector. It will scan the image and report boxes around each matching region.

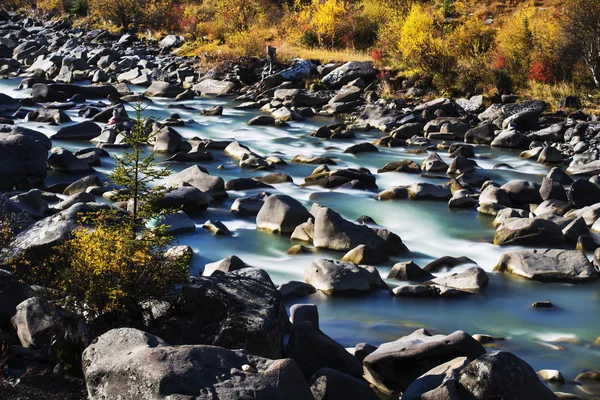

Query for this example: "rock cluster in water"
[0,10,599,400]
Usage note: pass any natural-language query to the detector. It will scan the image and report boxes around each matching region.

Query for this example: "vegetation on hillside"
[4,0,600,103]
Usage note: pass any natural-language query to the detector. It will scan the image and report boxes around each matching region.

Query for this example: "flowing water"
[3,78,599,395]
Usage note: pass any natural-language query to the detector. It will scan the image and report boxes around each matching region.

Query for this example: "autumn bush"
[49,213,189,319]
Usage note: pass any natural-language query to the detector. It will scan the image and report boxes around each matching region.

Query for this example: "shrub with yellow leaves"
[52,211,190,320]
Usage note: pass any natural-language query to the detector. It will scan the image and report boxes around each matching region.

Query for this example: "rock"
[362,329,486,393]
[292,154,337,165]
[494,218,565,246]
[548,167,573,185]
[392,285,432,297]
[55,192,95,210]
[540,177,568,201]
[376,183,451,201]
[562,216,590,242]
[421,152,448,172]
[153,211,196,235]
[427,267,489,293]
[51,121,101,141]
[0,270,31,327]
[387,261,434,282]
[10,189,48,216]
[83,327,313,400]
[341,244,388,265]
[465,123,496,144]
[144,81,185,98]
[150,268,288,359]
[528,123,566,142]
[289,304,319,327]
[256,194,311,234]
[153,125,184,153]
[159,34,185,50]
[47,146,93,173]
[25,108,71,125]
[304,258,384,295]
[501,180,541,205]
[377,160,421,173]
[449,189,478,208]
[202,219,231,236]
[494,249,598,282]
[532,300,554,308]
[402,357,470,400]
[444,351,558,400]
[564,203,600,225]
[567,160,600,176]
[538,369,565,383]
[344,142,378,154]
[194,79,236,96]
[248,115,276,126]
[0,130,48,190]
[12,297,86,350]
[231,192,270,216]
[63,175,102,195]
[167,165,227,200]
[278,281,317,300]
[156,184,212,213]
[285,321,363,379]
[291,218,315,242]
[312,205,406,254]
[309,368,380,400]
[322,62,376,88]
[538,146,563,164]
[201,105,223,116]
[203,255,250,276]
[491,129,527,148]
[447,157,477,175]
[479,185,512,207]
[569,179,600,208]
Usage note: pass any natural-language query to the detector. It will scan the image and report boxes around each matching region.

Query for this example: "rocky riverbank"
[1,10,600,400]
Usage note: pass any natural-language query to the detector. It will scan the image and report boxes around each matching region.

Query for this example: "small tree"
[563,0,600,87]
[109,103,171,222]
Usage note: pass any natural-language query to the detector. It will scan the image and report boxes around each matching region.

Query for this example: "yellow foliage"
[51,212,189,318]
[36,0,71,14]
[310,0,351,48]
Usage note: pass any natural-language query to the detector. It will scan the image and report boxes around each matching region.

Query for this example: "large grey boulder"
[256,194,311,234]
[83,328,313,400]
[376,183,451,201]
[159,34,185,50]
[167,165,227,200]
[25,109,71,125]
[47,146,93,173]
[363,329,486,393]
[312,205,406,254]
[402,356,470,400]
[304,258,385,295]
[156,184,213,213]
[322,62,376,88]
[285,321,363,380]
[494,217,565,246]
[428,351,559,400]
[194,79,236,96]
[494,249,598,283]
[52,121,102,140]
[12,297,86,349]
[150,268,289,359]
[0,130,48,190]
[427,267,489,293]
[144,81,185,98]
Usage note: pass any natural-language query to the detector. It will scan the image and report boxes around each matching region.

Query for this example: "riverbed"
[3,77,599,396]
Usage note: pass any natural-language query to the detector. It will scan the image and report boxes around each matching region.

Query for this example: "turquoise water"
[2,78,599,396]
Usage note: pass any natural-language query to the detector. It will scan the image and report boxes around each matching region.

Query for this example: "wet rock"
[201,105,223,116]
[501,180,541,205]
[494,249,598,282]
[569,179,600,208]
[421,152,448,172]
[231,192,270,216]
[156,184,212,213]
[150,268,288,359]
[278,281,317,300]
[341,244,389,265]
[344,142,378,154]
[465,123,496,144]
[144,81,185,98]
[540,177,568,201]
[203,255,250,276]
[289,303,319,327]
[537,369,565,383]
[378,160,421,173]
[387,261,434,282]
[47,146,93,173]
[83,327,313,400]
[167,165,227,200]
[490,129,527,148]
[304,258,384,295]
[292,154,337,165]
[256,194,311,234]
[155,211,196,235]
[362,329,486,393]
[248,115,276,125]
[202,220,231,236]
[449,189,478,208]
[494,218,565,246]
[402,357,470,400]
[427,267,489,293]
[376,183,451,201]
[423,256,477,272]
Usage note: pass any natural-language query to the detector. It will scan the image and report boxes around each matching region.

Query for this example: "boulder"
[387,261,434,282]
[494,218,565,246]
[501,180,541,205]
[159,34,185,50]
[144,81,185,98]
[150,268,288,359]
[256,194,311,234]
[231,192,270,216]
[464,123,496,144]
[167,165,227,200]
[83,328,313,400]
[0,270,31,327]
[322,62,376,88]
[63,175,102,195]
[25,108,71,125]
[341,244,388,265]
[0,131,48,190]
[402,357,470,400]
[427,267,489,293]
[569,179,600,208]
[278,281,317,300]
[309,368,380,400]
[47,146,93,173]
[156,184,212,213]
[421,152,448,172]
[304,258,384,295]
[51,121,101,140]
[363,329,486,393]
[494,249,598,283]
[203,255,250,276]
[194,79,236,96]
[376,183,451,201]
[285,321,363,379]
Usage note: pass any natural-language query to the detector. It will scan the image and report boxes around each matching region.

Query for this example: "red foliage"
[493,54,505,70]
[369,48,383,63]
[529,60,555,84]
